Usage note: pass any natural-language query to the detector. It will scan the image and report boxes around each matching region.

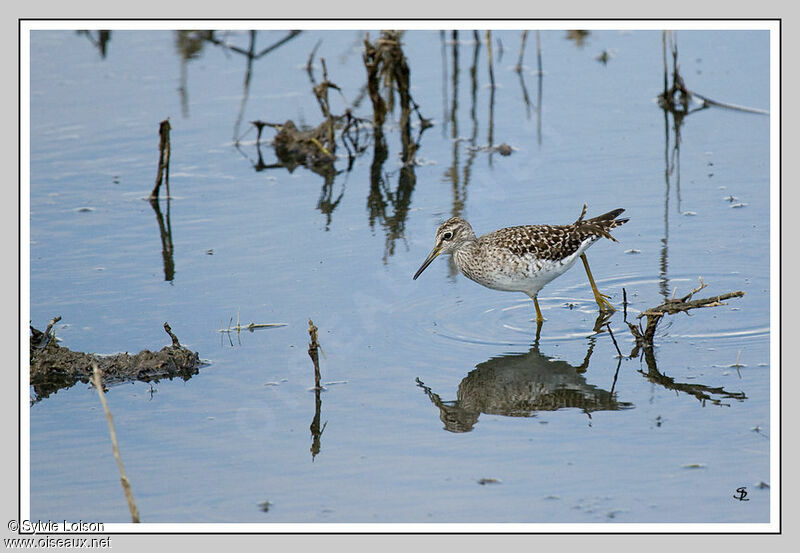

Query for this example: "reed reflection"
[656,31,694,301]
[175,30,212,119]
[174,30,302,126]
[364,31,430,261]
[565,30,590,48]
[148,197,175,282]
[627,309,747,407]
[516,30,543,145]
[440,30,543,234]
[222,30,550,262]
[77,30,111,58]
[307,320,326,460]
[179,30,355,229]
[654,30,766,301]
[148,119,176,282]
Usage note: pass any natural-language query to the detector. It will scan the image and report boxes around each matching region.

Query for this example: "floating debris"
[218,321,287,332]
[730,203,748,209]
[495,143,513,156]
[478,478,502,485]
[595,49,616,64]
[682,211,697,216]
[466,143,516,156]
[682,463,707,469]
[218,310,287,333]
[625,249,641,254]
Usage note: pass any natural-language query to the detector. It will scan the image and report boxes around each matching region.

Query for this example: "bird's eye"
[442,231,453,240]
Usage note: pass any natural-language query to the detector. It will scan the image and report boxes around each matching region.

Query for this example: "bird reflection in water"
[416,330,631,433]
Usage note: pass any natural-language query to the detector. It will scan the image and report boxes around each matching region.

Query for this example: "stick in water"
[91,363,140,523]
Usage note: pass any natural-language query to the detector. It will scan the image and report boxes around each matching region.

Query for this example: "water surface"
[28,28,771,525]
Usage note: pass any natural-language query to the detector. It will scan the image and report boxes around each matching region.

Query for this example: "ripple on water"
[405,271,768,350]
[423,293,625,348]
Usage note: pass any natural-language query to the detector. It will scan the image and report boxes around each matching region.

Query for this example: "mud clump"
[30,318,201,403]
[272,119,337,176]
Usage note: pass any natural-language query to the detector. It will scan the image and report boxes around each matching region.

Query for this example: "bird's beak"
[413,246,442,280]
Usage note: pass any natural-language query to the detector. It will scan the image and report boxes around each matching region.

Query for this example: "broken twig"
[628,278,745,348]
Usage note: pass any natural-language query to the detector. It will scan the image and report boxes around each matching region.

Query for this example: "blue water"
[28,28,771,524]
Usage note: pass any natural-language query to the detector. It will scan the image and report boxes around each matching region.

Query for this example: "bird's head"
[413,217,476,280]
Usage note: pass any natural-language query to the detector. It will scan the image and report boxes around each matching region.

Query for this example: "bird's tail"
[573,204,629,242]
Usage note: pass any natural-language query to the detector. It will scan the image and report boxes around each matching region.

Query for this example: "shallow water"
[28,28,771,524]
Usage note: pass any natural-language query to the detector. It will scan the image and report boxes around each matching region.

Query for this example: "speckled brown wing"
[480,225,577,261]
[484,209,628,262]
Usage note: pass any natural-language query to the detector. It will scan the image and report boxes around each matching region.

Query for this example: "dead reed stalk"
[308,319,321,389]
[91,363,140,523]
[150,119,171,200]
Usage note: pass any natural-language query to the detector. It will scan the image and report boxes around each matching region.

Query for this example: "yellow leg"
[580,253,615,313]
[533,296,544,323]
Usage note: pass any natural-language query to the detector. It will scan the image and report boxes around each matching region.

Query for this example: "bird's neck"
[452,237,476,254]
[452,239,477,270]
